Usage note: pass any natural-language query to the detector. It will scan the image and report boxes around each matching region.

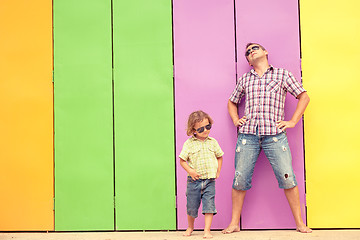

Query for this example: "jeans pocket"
[187,176,195,183]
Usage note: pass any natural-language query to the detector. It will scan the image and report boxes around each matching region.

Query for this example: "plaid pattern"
[229,66,306,135]
[179,136,224,179]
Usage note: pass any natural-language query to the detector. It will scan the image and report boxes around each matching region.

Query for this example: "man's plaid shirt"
[229,66,306,135]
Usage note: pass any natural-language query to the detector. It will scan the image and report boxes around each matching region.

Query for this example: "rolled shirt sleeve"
[284,71,306,98]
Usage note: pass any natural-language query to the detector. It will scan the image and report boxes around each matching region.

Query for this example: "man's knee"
[278,172,297,189]
[232,171,251,191]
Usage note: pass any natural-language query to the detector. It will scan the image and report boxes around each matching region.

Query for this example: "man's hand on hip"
[234,116,247,127]
[276,120,296,131]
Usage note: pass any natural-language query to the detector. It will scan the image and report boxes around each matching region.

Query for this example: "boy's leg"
[201,179,216,238]
[203,213,213,238]
[185,177,201,236]
[183,215,195,236]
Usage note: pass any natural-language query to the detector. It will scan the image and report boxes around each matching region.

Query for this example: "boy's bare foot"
[221,225,240,234]
[296,224,312,233]
[203,230,213,238]
[183,228,194,236]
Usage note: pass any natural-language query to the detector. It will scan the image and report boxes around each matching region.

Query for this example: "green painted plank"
[113,0,176,230]
[54,0,114,230]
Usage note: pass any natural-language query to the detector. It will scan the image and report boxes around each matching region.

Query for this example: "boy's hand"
[216,172,220,179]
[189,169,200,180]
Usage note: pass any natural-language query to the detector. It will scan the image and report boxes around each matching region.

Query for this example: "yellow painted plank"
[0,0,53,230]
[300,0,360,228]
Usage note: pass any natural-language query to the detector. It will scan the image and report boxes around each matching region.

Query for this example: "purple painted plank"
[173,0,236,229]
[235,0,306,229]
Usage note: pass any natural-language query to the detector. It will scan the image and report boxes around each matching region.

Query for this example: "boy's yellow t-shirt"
[179,136,224,179]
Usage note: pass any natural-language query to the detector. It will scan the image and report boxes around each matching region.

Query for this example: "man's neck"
[252,59,270,77]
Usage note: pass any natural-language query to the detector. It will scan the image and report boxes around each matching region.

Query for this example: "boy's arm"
[216,156,223,179]
[276,92,310,131]
[180,158,200,180]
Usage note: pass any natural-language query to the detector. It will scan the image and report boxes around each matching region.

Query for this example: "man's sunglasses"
[195,124,212,133]
[245,45,260,56]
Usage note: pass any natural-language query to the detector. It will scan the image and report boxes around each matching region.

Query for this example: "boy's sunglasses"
[195,123,212,133]
[245,45,260,56]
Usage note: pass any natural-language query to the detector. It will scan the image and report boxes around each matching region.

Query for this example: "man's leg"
[262,133,312,233]
[223,133,260,234]
[222,189,246,233]
[284,186,312,233]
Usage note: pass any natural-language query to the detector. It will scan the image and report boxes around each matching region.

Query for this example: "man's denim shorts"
[186,176,217,218]
[232,131,297,191]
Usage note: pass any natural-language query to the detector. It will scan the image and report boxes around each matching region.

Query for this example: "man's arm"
[228,100,247,127]
[276,92,310,131]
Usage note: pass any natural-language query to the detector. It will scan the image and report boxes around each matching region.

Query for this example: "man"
[223,43,311,233]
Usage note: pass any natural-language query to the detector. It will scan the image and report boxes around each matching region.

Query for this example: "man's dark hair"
[245,43,266,51]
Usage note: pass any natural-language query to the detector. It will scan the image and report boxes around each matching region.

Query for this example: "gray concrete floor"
[1,230,360,240]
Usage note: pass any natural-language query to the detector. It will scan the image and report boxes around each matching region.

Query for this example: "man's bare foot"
[203,230,213,238]
[296,225,312,233]
[183,228,194,236]
[221,225,240,234]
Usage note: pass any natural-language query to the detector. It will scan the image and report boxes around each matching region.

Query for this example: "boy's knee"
[187,210,198,218]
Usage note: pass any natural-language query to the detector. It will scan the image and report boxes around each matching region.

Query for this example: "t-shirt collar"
[192,135,210,141]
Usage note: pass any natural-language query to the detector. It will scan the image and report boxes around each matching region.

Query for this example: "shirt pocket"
[265,79,281,93]
[208,146,219,157]
[208,146,215,153]
[189,146,201,159]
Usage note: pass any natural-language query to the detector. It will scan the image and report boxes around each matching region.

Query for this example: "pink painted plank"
[235,0,306,229]
[173,0,236,229]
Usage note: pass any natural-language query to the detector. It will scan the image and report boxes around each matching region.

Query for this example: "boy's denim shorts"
[186,176,217,218]
[232,131,297,191]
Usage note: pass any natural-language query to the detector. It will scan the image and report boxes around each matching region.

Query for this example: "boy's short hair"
[186,110,214,136]
[245,42,268,62]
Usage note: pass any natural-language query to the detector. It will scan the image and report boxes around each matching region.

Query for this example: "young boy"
[179,110,224,238]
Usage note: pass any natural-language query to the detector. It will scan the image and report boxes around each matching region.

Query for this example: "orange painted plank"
[0,0,53,230]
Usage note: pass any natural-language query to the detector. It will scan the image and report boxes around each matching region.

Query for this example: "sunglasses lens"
[196,123,212,133]
[196,127,205,133]
[245,46,260,56]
